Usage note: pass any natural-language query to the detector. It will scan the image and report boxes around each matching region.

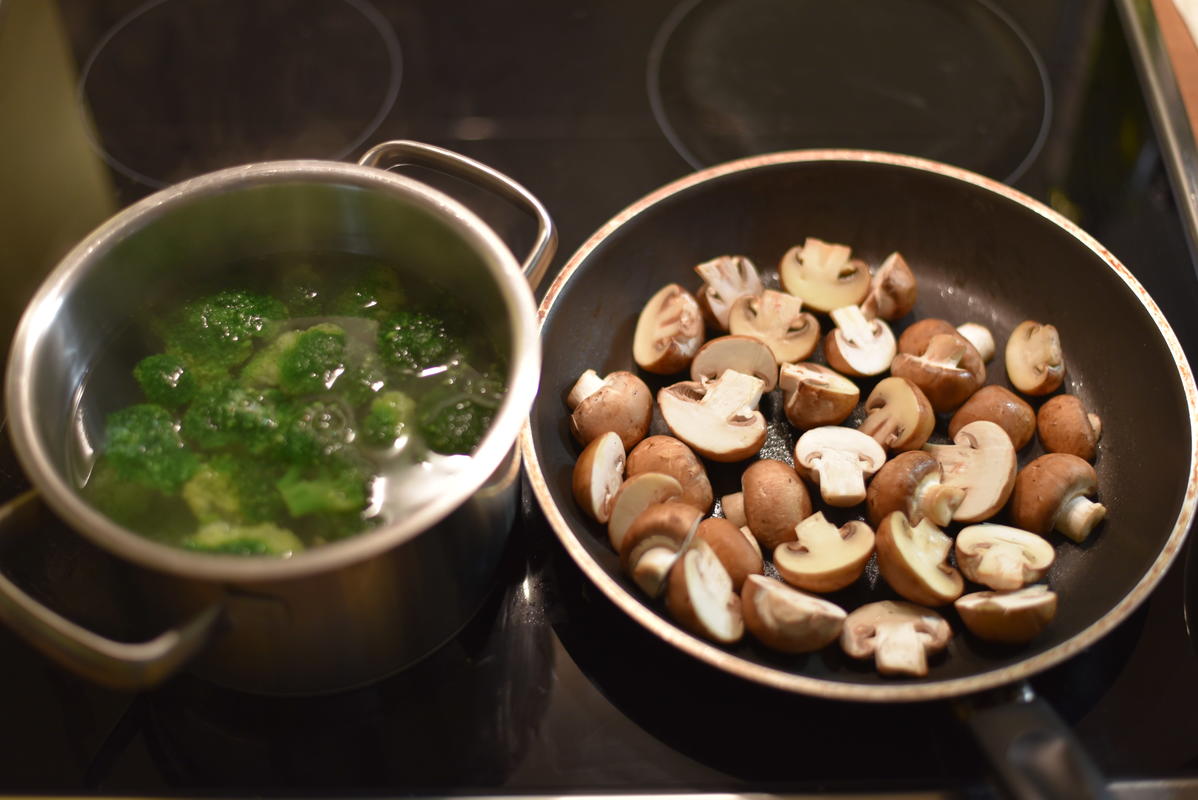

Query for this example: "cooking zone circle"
[647,0,1051,182]
[76,0,402,188]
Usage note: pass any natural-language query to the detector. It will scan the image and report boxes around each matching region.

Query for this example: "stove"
[2,0,1198,796]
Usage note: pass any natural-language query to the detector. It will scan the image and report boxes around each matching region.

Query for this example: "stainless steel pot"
[0,141,555,695]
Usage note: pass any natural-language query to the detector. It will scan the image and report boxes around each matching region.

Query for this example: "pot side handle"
[358,140,558,290]
[0,490,222,691]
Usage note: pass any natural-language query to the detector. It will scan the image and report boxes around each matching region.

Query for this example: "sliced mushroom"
[949,384,1036,450]
[606,472,684,551]
[690,335,778,391]
[727,290,820,364]
[721,491,746,528]
[875,512,964,606]
[794,426,887,507]
[860,251,916,321]
[1036,394,1101,461]
[741,575,846,653]
[568,369,653,450]
[866,451,964,528]
[773,511,875,593]
[779,362,860,429]
[665,539,744,643]
[694,254,764,331]
[619,500,702,597]
[658,369,767,462]
[956,322,996,363]
[955,585,1058,644]
[823,305,897,377]
[841,601,952,677]
[741,459,812,550]
[778,238,871,313]
[1010,453,1106,542]
[891,332,985,412]
[572,431,626,523]
[633,283,704,374]
[626,435,713,513]
[696,517,764,591]
[1005,319,1065,395]
[924,420,1017,523]
[955,524,1055,591]
[858,376,935,452]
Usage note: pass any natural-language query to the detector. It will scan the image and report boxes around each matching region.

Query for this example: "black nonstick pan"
[521,151,1198,796]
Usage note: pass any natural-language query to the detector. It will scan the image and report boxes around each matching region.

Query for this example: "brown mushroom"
[1005,319,1065,395]
[858,376,935,452]
[567,369,653,450]
[875,512,964,606]
[696,517,764,591]
[606,472,684,551]
[690,335,778,391]
[841,600,952,677]
[1036,394,1101,461]
[778,238,872,313]
[779,362,860,429]
[824,305,897,377]
[955,585,1058,644]
[626,435,714,513]
[866,451,964,528]
[949,385,1036,450]
[741,575,846,653]
[860,251,916,321]
[720,491,746,528]
[632,283,704,374]
[693,254,764,331]
[955,524,1055,591]
[658,370,767,462]
[619,500,702,597]
[1010,453,1106,542]
[795,426,887,507]
[665,539,744,643]
[727,290,820,364]
[924,420,1017,523]
[774,511,875,593]
[572,431,626,523]
[891,332,985,412]
[741,459,812,550]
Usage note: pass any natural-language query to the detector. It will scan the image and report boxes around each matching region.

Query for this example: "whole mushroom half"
[778,237,872,313]
[619,500,702,597]
[658,369,767,462]
[626,435,713,512]
[1010,453,1107,542]
[774,511,875,593]
[858,376,935,452]
[572,431,626,523]
[860,251,917,321]
[949,385,1036,450]
[1005,319,1065,396]
[741,575,847,654]
[824,305,897,377]
[779,362,860,429]
[727,290,820,364]
[1036,394,1102,461]
[795,426,887,507]
[741,458,813,550]
[690,335,778,392]
[665,539,744,644]
[841,600,952,677]
[954,524,1055,591]
[875,512,964,607]
[693,254,764,331]
[633,283,704,374]
[955,585,1058,644]
[568,369,653,450]
[924,420,1017,523]
[866,450,964,528]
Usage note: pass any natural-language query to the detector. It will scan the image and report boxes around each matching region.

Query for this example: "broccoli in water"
[183,521,305,556]
[417,373,504,455]
[276,399,355,464]
[378,310,463,372]
[104,404,199,492]
[83,457,196,542]
[276,458,370,517]
[361,390,416,448]
[277,323,347,396]
[133,353,197,408]
[239,330,301,389]
[182,453,286,525]
[181,383,286,455]
[338,350,390,407]
[163,290,287,373]
[327,263,405,320]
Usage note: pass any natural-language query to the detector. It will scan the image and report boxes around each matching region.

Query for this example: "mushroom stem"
[922,334,967,366]
[874,624,929,676]
[1087,413,1103,440]
[956,323,995,362]
[632,546,681,596]
[1056,495,1108,542]
[917,482,965,527]
[830,305,876,346]
[567,369,607,409]
[812,451,869,507]
[976,548,1026,591]
[703,370,765,418]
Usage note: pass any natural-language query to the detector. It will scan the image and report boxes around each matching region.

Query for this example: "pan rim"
[521,147,1198,702]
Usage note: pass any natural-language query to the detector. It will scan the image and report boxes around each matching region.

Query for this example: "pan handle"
[0,490,222,691]
[956,681,1111,800]
[358,140,558,290]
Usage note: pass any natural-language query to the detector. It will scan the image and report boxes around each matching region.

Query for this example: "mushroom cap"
[924,420,1017,523]
[955,585,1058,644]
[774,511,876,593]
[1005,319,1065,395]
[778,237,871,313]
[840,600,952,677]
[606,472,684,551]
[658,370,767,462]
[861,251,917,321]
[955,524,1055,591]
[866,450,963,528]
[795,426,887,507]
[824,305,897,377]
[690,335,778,392]
[619,500,703,597]
[727,290,820,364]
[1010,453,1103,537]
[696,516,764,591]
[1036,394,1101,461]
[569,370,654,451]
[949,384,1036,450]
[665,539,745,644]
[741,574,847,653]
[741,458,813,550]
[694,254,764,331]
[875,512,964,606]
[858,376,935,452]
[779,362,860,429]
[890,332,985,412]
[632,283,704,374]
[571,431,626,524]
[626,435,714,513]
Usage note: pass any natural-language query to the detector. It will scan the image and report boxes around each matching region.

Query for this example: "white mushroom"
[741,575,846,653]
[955,585,1058,644]
[774,511,875,593]
[665,539,744,644]
[841,601,952,677]
[875,512,964,606]
[823,305,897,377]
[567,369,653,450]
[571,431,626,523]
[727,290,820,364]
[606,472,683,551]
[1005,319,1065,396]
[632,283,704,374]
[955,524,1055,591]
[690,335,778,391]
[924,420,1017,523]
[778,238,872,313]
[693,254,764,331]
[794,426,887,507]
[778,362,860,429]
[658,369,767,462]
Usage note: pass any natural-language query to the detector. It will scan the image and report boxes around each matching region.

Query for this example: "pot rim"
[7,158,541,583]
[520,147,1198,702]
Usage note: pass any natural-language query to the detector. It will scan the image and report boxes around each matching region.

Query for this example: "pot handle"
[0,490,222,691]
[956,680,1111,799]
[358,140,558,289]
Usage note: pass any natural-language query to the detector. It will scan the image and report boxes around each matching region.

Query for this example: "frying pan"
[521,151,1198,796]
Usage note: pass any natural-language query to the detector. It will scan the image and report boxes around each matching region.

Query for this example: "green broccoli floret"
[182,453,287,524]
[276,399,355,464]
[163,290,287,372]
[378,310,463,372]
[239,330,301,388]
[180,384,286,454]
[182,521,305,556]
[277,323,347,396]
[82,457,196,542]
[133,353,197,408]
[361,390,416,448]
[417,372,504,455]
[276,459,370,517]
[328,264,405,320]
[103,404,199,492]
[339,350,390,406]
[272,263,325,318]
